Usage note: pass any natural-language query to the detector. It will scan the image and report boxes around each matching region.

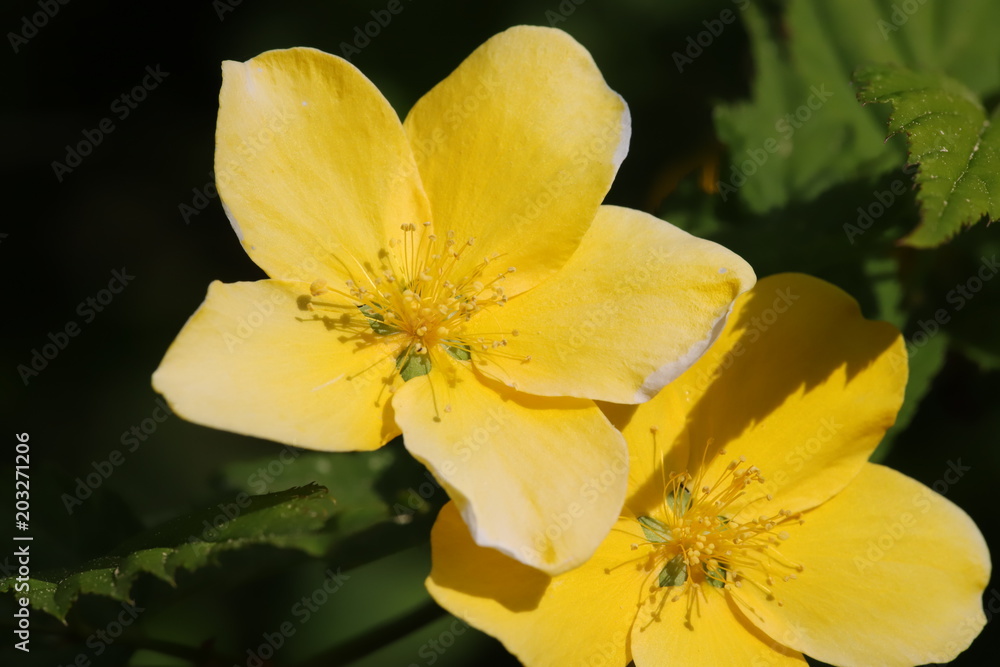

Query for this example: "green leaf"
[855,64,1000,246]
[220,440,447,568]
[637,516,670,543]
[0,484,336,622]
[658,554,687,588]
[715,0,1000,214]
[223,442,428,531]
[714,0,903,213]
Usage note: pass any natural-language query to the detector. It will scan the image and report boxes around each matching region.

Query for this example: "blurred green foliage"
[3,0,998,665]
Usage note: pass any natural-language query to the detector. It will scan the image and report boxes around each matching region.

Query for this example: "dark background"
[2,0,998,665]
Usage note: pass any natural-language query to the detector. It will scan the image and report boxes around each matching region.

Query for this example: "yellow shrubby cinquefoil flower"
[152,27,754,574]
[427,273,991,665]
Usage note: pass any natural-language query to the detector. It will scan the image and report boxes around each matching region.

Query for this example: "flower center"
[627,442,805,628]
[307,221,521,382]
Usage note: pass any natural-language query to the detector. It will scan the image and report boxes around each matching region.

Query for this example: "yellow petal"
[601,388,692,520]
[631,586,806,667]
[475,206,754,403]
[403,26,630,296]
[427,503,645,667]
[392,354,628,574]
[216,47,430,283]
[625,273,906,516]
[152,280,400,450]
[737,464,990,667]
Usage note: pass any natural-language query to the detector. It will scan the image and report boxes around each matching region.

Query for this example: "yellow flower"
[426,273,991,666]
[152,27,754,574]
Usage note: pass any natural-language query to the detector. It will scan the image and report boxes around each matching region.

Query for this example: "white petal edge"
[611,99,631,174]
[631,295,734,403]
[222,200,245,243]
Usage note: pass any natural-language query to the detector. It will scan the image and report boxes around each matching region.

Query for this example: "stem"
[294,599,447,667]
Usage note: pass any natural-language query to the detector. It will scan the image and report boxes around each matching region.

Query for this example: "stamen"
[627,457,803,628]
[326,222,522,385]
